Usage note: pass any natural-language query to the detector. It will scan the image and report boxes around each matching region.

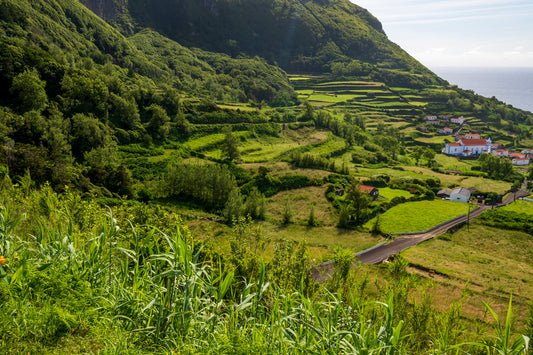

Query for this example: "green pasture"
[408,101,428,107]
[365,199,470,234]
[306,135,346,156]
[498,199,533,215]
[414,135,449,144]
[400,166,511,193]
[378,187,415,201]
[216,103,258,112]
[402,223,533,319]
[434,154,476,170]
[185,131,249,151]
[315,80,383,86]
[296,89,314,95]
[307,93,361,103]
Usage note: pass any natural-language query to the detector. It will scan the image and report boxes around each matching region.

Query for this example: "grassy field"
[498,199,533,214]
[434,154,477,171]
[402,223,533,323]
[187,184,384,260]
[378,187,415,201]
[364,200,470,234]
[414,135,450,144]
[400,166,512,193]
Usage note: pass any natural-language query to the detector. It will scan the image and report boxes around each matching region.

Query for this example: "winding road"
[357,188,530,264]
[311,188,530,281]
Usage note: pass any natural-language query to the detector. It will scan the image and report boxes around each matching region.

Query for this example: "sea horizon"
[431,67,533,114]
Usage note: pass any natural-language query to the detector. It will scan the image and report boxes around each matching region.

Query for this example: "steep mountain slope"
[0,0,295,189]
[82,0,442,80]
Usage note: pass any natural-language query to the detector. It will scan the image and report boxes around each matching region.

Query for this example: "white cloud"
[350,0,533,67]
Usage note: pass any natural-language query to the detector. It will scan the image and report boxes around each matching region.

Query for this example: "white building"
[450,116,465,125]
[450,187,471,203]
[438,127,453,135]
[464,133,481,140]
[444,138,492,156]
[491,149,509,157]
[512,158,530,166]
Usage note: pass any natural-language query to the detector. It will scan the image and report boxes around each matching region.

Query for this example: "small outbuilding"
[450,187,471,203]
[359,185,379,200]
[437,189,451,199]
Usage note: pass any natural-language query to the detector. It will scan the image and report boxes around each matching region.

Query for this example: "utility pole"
[467,202,471,232]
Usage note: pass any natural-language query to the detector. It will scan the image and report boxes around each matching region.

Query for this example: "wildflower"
[0,256,6,265]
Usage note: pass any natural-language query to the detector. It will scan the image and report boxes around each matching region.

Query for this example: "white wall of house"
[512,158,530,166]
[450,188,470,203]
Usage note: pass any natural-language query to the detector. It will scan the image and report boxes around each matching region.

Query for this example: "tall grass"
[0,184,531,353]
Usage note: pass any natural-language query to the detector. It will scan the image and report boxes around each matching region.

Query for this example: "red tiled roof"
[448,143,461,146]
[460,139,487,146]
[359,185,376,193]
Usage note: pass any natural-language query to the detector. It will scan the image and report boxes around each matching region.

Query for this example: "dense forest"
[1,0,533,353]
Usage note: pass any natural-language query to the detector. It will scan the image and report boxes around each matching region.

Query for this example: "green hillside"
[0,0,533,353]
[81,0,442,81]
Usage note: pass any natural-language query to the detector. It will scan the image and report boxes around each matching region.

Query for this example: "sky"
[350,0,533,69]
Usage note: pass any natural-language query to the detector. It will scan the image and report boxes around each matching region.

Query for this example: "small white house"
[521,149,533,156]
[450,187,471,203]
[464,133,481,140]
[512,158,530,166]
[492,149,509,157]
[451,116,465,125]
[438,127,453,135]
[425,115,437,121]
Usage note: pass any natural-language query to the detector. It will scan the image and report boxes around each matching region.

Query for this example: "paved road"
[311,188,531,280]
[357,188,530,265]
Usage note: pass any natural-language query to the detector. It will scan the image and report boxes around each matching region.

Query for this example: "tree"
[480,153,513,180]
[422,147,436,167]
[244,187,266,220]
[411,146,424,166]
[223,188,244,224]
[70,113,114,159]
[282,197,293,224]
[10,69,48,113]
[221,125,240,161]
[307,204,318,227]
[301,101,315,121]
[342,183,371,226]
[145,104,170,140]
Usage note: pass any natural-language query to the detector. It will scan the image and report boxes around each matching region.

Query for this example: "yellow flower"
[0,256,6,266]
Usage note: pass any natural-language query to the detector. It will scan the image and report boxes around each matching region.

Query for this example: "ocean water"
[432,67,533,113]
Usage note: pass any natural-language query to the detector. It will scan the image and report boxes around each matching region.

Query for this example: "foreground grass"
[0,181,531,354]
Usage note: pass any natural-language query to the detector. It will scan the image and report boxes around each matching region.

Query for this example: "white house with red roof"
[450,116,465,125]
[464,133,481,140]
[424,115,437,121]
[491,149,509,157]
[512,157,530,166]
[438,127,453,135]
[520,149,533,156]
[444,138,492,156]
[509,152,526,159]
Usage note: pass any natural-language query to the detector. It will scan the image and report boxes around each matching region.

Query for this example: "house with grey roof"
[450,187,471,203]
